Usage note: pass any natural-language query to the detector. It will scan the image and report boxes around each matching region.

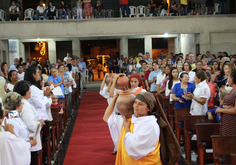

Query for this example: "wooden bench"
[195,123,220,165]
[42,121,51,165]
[183,115,217,163]
[174,108,190,145]
[211,135,236,165]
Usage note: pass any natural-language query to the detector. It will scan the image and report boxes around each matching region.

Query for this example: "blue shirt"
[9,64,18,71]
[148,70,161,92]
[206,106,221,123]
[146,58,153,62]
[172,82,195,109]
[79,61,86,74]
[58,72,70,95]
[47,75,65,98]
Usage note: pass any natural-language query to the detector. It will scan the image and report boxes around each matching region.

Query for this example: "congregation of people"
[4,0,229,21]
[0,53,87,164]
[99,50,236,164]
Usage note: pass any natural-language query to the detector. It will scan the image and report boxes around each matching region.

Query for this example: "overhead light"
[37,38,40,40]
[164,33,168,37]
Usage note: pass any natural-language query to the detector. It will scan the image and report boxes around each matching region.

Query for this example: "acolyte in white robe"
[28,85,51,120]
[124,115,160,160]
[0,132,30,165]
[107,112,124,151]
[99,84,109,99]
[21,99,42,152]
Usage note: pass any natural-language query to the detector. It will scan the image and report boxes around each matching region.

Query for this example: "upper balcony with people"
[0,0,233,22]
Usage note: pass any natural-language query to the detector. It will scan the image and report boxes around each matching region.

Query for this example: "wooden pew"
[174,108,190,145]
[195,123,220,165]
[211,135,236,165]
[231,154,236,165]
[183,115,217,164]
[168,102,175,131]
[51,108,60,157]
[42,121,51,165]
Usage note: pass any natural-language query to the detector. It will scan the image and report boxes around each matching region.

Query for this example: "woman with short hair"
[172,72,195,109]
[13,80,46,165]
[187,70,211,115]
[0,103,36,165]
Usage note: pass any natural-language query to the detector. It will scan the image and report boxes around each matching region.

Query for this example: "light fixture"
[164,33,168,37]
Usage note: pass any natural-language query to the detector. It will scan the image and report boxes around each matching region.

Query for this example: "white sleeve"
[29,86,49,109]
[21,105,37,137]
[17,7,19,12]
[107,112,124,150]
[165,80,170,96]
[129,65,132,72]
[124,122,160,160]
[200,86,210,99]
[156,74,161,85]
[9,7,11,11]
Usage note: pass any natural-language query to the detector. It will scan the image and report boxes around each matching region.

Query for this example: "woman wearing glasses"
[179,62,195,83]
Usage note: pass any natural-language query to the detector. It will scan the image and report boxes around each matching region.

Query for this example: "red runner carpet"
[64,91,116,165]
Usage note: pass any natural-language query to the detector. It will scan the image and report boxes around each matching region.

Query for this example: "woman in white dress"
[187,70,211,115]
[24,66,51,121]
[2,92,37,165]
[0,107,37,165]
[13,80,45,165]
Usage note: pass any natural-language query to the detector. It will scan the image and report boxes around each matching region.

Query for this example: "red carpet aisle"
[64,91,116,165]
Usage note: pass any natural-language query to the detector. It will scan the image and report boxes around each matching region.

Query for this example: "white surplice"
[124,114,160,160]
[131,87,146,93]
[107,111,124,151]
[21,99,42,151]
[99,84,109,99]
[28,85,51,120]
[0,132,30,165]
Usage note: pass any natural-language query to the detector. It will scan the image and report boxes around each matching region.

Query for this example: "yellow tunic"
[115,118,162,165]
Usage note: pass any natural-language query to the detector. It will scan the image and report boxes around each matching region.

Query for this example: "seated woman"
[9,0,19,21]
[148,0,157,16]
[196,3,204,15]
[187,70,211,115]
[172,72,195,109]
[169,0,178,15]
[6,70,19,93]
[215,70,236,164]
[47,1,56,20]
[160,0,168,16]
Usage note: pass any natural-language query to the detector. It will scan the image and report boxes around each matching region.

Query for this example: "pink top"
[208,83,215,108]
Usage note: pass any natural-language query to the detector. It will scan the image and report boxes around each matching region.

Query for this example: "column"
[119,37,128,58]
[144,36,152,58]
[0,40,2,61]
[48,39,57,64]
[72,38,81,58]
[200,32,211,54]
[18,41,25,61]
